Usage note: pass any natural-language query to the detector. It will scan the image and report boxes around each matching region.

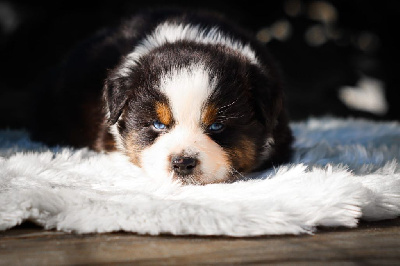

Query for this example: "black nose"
[171,156,198,176]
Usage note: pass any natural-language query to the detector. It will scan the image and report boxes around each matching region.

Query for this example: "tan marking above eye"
[202,104,218,126]
[155,102,172,126]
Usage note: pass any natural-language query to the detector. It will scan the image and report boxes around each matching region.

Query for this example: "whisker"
[229,167,246,182]
[217,96,241,112]
[217,114,246,120]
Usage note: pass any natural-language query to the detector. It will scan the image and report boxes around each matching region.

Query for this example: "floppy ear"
[250,65,284,129]
[250,64,293,165]
[103,76,130,125]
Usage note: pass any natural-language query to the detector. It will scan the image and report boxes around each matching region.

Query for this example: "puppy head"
[104,43,285,185]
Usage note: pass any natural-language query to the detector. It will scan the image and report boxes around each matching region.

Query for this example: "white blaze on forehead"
[159,64,216,127]
[118,22,259,76]
[139,64,231,184]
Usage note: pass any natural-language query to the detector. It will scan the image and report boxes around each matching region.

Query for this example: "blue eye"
[153,121,167,130]
[208,122,224,132]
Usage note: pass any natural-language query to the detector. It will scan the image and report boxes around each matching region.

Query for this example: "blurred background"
[0,0,399,130]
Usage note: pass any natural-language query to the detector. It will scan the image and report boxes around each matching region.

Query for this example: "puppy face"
[104,41,281,185]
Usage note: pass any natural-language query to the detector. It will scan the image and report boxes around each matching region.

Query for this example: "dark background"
[0,0,399,130]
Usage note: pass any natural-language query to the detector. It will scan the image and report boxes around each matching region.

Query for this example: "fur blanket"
[1,117,399,236]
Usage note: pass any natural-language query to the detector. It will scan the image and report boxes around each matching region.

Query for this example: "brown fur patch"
[95,130,117,152]
[227,137,257,173]
[155,102,172,126]
[94,118,117,152]
[202,104,218,126]
[125,132,142,167]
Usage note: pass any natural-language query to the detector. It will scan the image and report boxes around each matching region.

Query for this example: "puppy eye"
[152,120,167,131]
[208,122,224,133]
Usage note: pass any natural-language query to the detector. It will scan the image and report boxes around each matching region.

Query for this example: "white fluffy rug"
[1,117,399,236]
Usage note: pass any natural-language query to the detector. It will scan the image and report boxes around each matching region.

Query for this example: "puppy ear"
[250,64,293,165]
[103,77,130,124]
[250,65,284,128]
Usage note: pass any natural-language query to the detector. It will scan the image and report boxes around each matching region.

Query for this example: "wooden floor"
[1,218,400,265]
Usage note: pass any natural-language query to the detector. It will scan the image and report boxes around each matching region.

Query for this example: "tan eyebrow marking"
[155,102,172,125]
[202,104,218,126]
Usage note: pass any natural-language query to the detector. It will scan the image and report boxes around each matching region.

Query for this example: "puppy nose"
[171,156,198,176]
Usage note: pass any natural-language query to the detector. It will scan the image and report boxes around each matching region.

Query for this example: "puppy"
[31,9,293,185]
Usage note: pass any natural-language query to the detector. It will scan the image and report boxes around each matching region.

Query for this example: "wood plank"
[1,219,400,265]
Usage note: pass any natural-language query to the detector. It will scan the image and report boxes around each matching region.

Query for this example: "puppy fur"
[31,9,293,185]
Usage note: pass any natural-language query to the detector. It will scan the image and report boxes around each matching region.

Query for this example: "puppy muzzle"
[171,155,198,176]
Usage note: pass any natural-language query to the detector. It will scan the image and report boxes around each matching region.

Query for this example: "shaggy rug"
[0,117,399,236]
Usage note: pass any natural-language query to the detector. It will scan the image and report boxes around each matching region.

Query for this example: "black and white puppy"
[32,9,293,185]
